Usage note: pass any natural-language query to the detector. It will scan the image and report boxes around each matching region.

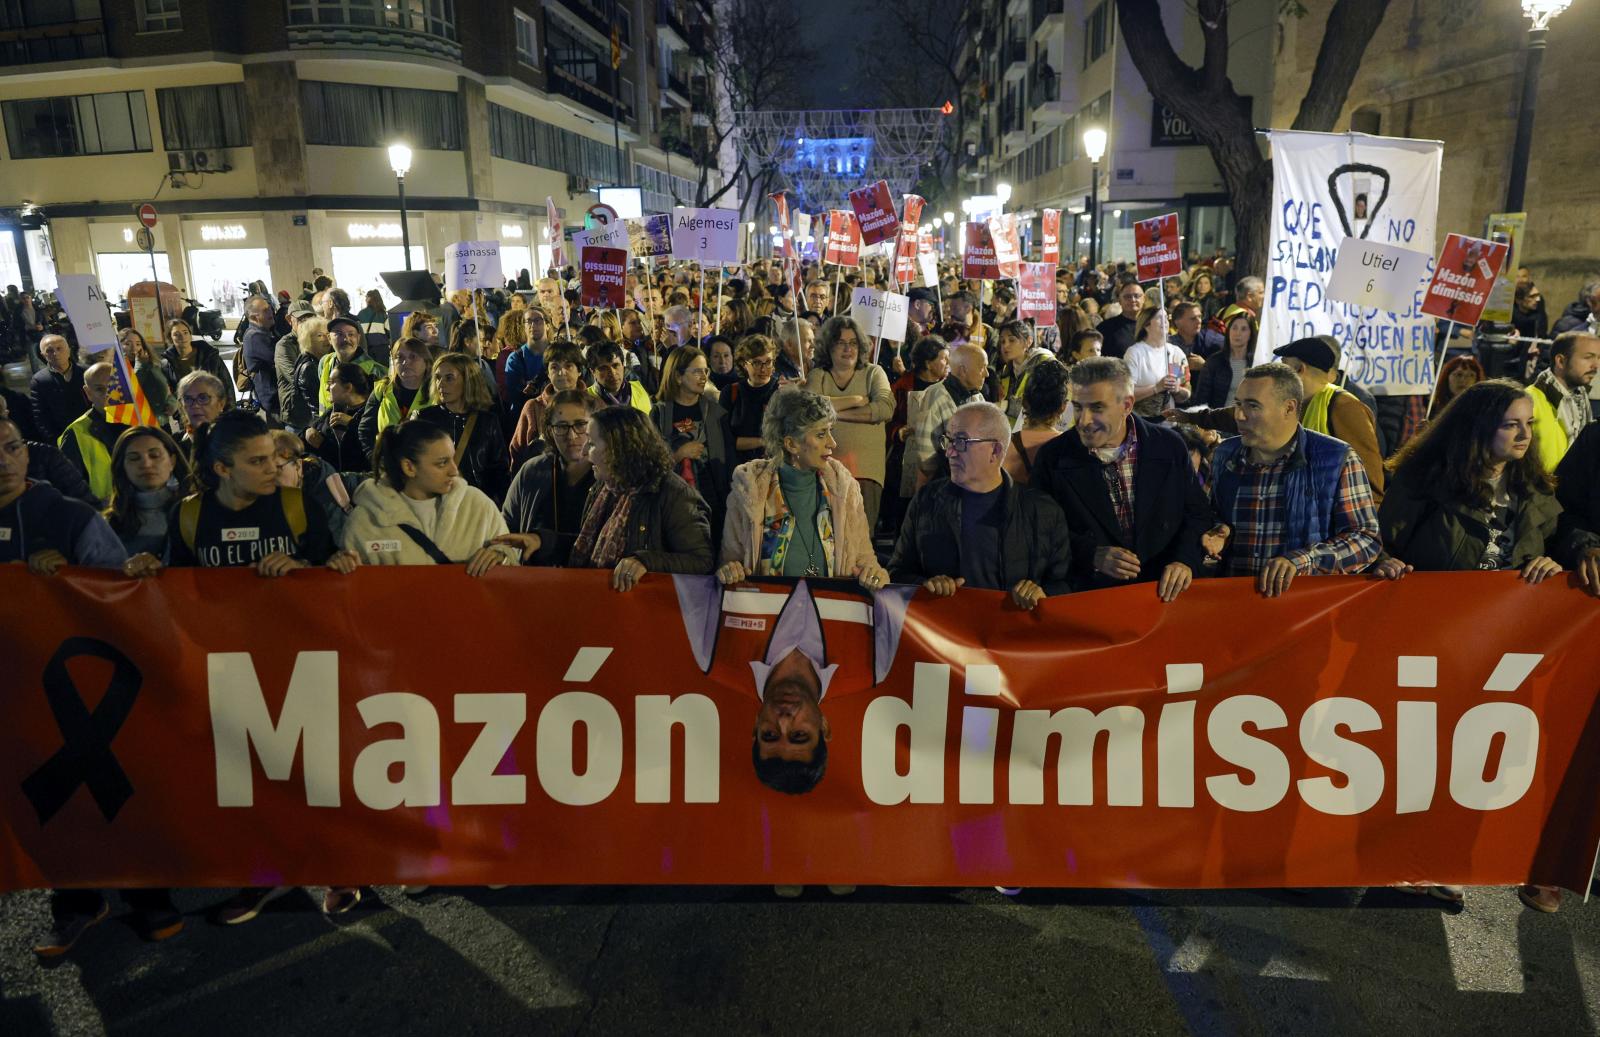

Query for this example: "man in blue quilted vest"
[1209,362,1382,596]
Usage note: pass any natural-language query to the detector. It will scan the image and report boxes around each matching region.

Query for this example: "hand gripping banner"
[3,567,1600,892]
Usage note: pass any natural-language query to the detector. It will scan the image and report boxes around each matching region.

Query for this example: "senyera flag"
[104,342,157,427]
[825,210,862,267]
[1041,209,1062,265]
[54,272,156,426]
[1421,233,1510,326]
[1135,212,1182,282]
[7,568,1600,892]
[848,180,898,247]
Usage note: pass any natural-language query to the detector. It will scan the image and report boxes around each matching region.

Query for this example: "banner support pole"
[714,264,725,334]
[1424,320,1457,420]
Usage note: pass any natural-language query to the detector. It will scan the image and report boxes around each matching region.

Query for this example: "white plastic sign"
[572,222,631,257]
[445,241,503,292]
[670,207,740,263]
[850,287,910,342]
[1325,239,1432,315]
[55,275,120,353]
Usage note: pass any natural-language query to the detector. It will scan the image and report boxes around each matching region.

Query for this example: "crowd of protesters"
[3,249,1600,956]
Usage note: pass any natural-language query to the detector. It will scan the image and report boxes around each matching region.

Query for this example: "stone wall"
[1272,0,1599,312]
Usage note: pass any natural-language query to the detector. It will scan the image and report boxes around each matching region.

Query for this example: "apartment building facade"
[0,0,729,314]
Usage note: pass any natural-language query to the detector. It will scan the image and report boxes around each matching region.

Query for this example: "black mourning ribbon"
[1325,163,1392,241]
[21,637,142,825]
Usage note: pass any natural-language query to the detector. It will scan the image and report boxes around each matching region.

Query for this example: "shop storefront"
[181,218,270,319]
[497,219,533,285]
[90,221,171,301]
[0,226,58,293]
[327,213,426,308]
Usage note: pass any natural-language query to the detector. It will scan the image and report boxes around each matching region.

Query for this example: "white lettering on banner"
[204,648,1541,815]
[1264,131,1442,395]
[207,650,720,808]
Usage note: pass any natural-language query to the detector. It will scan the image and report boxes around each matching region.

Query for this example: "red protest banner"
[1135,212,1182,282]
[545,196,565,269]
[770,191,793,260]
[988,213,1021,279]
[6,568,1600,893]
[894,195,926,286]
[848,180,899,246]
[825,210,862,267]
[963,222,1000,280]
[917,226,934,256]
[1421,233,1511,325]
[579,246,627,308]
[1018,262,1056,322]
[1041,209,1062,265]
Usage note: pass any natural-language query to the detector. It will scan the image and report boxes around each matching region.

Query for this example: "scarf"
[570,482,637,569]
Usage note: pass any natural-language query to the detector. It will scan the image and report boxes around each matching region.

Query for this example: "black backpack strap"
[397,523,455,565]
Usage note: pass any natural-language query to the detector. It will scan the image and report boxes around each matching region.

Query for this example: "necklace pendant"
[805,564,820,577]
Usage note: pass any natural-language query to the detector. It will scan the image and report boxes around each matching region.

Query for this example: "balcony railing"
[1029,64,1059,103]
[549,63,633,123]
[548,0,627,46]
[285,0,461,62]
[1006,36,1027,67]
[1031,0,1065,24]
[657,0,689,43]
[0,16,108,67]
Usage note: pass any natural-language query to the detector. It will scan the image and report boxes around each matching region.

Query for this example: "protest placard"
[848,180,899,246]
[545,197,565,269]
[963,222,1000,280]
[445,241,503,292]
[1018,263,1056,322]
[54,274,120,353]
[1325,239,1432,314]
[850,286,909,342]
[825,210,861,267]
[1420,233,1509,326]
[988,214,1021,279]
[770,192,793,259]
[1041,209,1061,265]
[894,195,925,285]
[919,254,939,290]
[572,222,631,259]
[1480,212,1526,324]
[1264,131,1442,394]
[626,214,673,260]
[1134,213,1181,282]
[670,207,740,263]
[580,246,628,308]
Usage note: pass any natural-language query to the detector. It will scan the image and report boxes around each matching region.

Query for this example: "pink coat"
[720,457,875,578]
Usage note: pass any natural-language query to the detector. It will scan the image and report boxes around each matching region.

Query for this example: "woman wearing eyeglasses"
[727,334,781,464]
[495,389,598,565]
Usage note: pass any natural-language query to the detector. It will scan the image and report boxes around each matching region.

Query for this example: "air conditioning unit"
[167,151,190,172]
[190,149,232,173]
[566,174,591,194]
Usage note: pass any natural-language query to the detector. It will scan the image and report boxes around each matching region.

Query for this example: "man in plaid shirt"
[1209,362,1381,596]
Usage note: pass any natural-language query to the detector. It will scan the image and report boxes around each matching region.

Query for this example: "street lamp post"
[1082,127,1107,269]
[1505,0,1571,212]
[388,143,413,270]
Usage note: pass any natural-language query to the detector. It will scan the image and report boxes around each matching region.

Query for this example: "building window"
[514,8,539,67]
[547,16,604,90]
[1351,107,1382,135]
[2,90,152,159]
[138,0,181,32]
[156,84,248,150]
[1083,2,1112,69]
[488,102,622,182]
[286,0,456,41]
[299,81,461,150]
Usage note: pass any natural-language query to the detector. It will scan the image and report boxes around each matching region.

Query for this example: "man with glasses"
[907,342,989,487]
[888,401,1073,610]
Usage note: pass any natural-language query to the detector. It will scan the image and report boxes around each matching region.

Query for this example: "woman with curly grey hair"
[717,387,888,588]
[804,314,895,529]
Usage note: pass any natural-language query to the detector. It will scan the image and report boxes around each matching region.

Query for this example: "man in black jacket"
[1554,423,1600,597]
[888,401,1072,609]
[1032,357,1213,600]
[27,334,84,442]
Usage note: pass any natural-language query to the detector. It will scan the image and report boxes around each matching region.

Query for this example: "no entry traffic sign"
[137,203,158,228]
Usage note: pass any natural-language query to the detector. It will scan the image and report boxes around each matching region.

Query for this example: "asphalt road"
[3,883,1599,1035]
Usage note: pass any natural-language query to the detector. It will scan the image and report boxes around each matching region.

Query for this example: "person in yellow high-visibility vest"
[586,341,653,415]
[56,361,129,506]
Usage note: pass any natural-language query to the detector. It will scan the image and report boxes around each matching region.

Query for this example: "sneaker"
[32,897,110,958]
[773,885,803,898]
[321,886,362,915]
[994,887,1023,896]
[133,902,185,943]
[826,885,857,896]
[214,886,290,925]
[401,885,431,895]
[1518,884,1561,913]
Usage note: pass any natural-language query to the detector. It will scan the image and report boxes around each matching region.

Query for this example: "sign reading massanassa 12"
[1262,130,1442,396]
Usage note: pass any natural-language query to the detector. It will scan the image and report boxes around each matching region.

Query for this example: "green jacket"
[1379,468,1561,572]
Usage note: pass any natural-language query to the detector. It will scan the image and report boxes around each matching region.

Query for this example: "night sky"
[795,0,878,109]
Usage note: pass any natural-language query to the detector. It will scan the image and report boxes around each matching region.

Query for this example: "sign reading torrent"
[625,215,673,260]
[445,241,503,292]
[1018,263,1056,322]
[963,222,1000,280]
[1421,234,1509,326]
[850,287,909,342]
[848,180,899,246]
[1134,213,1182,282]
[670,207,739,263]
[572,221,631,257]
[580,246,628,308]
[1325,239,1433,314]
[1041,209,1061,265]
[825,210,862,267]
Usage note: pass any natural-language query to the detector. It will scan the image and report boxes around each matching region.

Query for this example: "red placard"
[1421,233,1511,326]
[5,568,1600,892]
[770,191,792,260]
[1135,212,1182,282]
[580,245,627,308]
[136,203,158,229]
[825,210,862,267]
[545,196,565,269]
[962,222,1000,279]
[1018,262,1056,322]
[848,180,899,246]
[894,195,926,286]
[988,213,1021,279]
[1041,209,1061,265]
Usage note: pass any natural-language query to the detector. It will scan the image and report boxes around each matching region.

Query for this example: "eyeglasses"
[182,393,215,406]
[745,357,775,369]
[550,421,589,436]
[937,433,1001,453]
